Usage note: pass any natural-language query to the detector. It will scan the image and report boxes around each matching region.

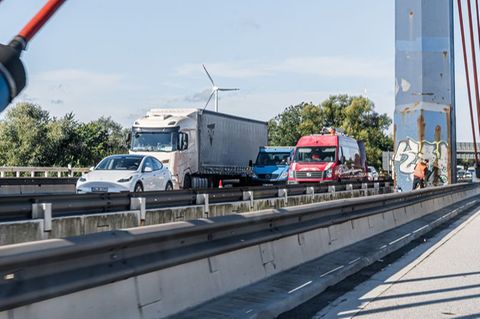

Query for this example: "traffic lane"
[314,208,480,319]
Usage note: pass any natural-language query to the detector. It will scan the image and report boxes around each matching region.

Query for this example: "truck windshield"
[255,152,291,166]
[131,131,178,152]
[294,147,336,163]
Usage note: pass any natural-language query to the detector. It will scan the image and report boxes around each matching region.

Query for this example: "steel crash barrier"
[0,182,477,316]
[0,180,390,222]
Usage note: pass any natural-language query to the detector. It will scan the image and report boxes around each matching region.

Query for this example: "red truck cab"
[288,130,367,184]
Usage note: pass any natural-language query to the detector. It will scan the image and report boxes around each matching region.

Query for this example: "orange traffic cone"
[218,180,223,188]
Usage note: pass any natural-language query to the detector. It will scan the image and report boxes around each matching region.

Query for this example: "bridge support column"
[394,0,456,191]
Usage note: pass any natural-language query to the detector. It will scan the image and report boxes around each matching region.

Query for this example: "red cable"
[458,0,479,164]
[466,0,480,164]
[17,0,66,43]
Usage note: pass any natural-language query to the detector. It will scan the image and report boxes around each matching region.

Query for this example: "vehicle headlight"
[252,173,258,178]
[78,176,87,182]
[117,176,133,183]
[325,169,333,178]
[280,171,288,179]
[289,170,295,178]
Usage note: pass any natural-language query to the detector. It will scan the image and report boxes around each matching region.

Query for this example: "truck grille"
[295,171,324,179]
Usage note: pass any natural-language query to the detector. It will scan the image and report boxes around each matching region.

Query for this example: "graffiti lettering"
[394,137,448,185]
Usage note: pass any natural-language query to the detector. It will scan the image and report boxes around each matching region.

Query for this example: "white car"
[76,154,173,193]
[367,166,379,181]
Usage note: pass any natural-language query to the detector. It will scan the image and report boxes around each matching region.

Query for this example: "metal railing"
[0,182,475,312]
[0,180,391,222]
[0,166,89,178]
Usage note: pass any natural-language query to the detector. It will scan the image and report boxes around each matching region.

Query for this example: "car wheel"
[134,183,143,192]
[165,182,173,191]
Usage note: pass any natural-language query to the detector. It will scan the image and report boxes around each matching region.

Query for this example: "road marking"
[413,225,429,234]
[389,233,411,246]
[379,244,387,250]
[320,265,344,278]
[288,280,313,294]
[348,257,361,265]
[245,309,253,314]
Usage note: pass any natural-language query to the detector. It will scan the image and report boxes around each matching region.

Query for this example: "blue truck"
[252,146,294,185]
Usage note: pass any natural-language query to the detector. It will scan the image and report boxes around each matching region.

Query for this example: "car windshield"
[255,152,291,166]
[294,147,336,163]
[131,131,178,152]
[96,156,143,171]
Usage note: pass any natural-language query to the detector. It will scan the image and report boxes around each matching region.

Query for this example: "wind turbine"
[202,64,239,112]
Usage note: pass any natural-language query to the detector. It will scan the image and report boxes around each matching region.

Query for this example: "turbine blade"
[202,64,215,86]
[203,90,215,110]
[218,88,240,91]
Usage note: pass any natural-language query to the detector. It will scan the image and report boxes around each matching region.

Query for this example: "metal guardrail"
[0,182,475,312]
[0,166,89,178]
[0,180,390,222]
[0,177,78,186]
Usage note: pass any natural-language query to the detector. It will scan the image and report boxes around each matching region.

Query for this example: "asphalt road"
[312,207,480,319]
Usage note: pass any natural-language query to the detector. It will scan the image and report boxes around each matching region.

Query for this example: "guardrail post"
[328,185,336,193]
[306,186,315,201]
[278,188,288,203]
[243,191,254,209]
[16,171,20,178]
[32,203,52,232]
[362,183,368,196]
[44,171,48,178]
[130,197,146,222]
[346,184,353,191]
[196,194,209,216]
[374,182,380,194]
[0,171,4,178]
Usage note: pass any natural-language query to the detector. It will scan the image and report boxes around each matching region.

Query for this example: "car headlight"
[117,176,133,183]
[252,173,258,178]
[78,176,87,182]
[325,169,333,178]
[289,170,295,178]
[280,171,288,179]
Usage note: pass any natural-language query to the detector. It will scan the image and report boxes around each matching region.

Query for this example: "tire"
[134,183,143,192]
[183,174,191,189]
[165,182,173,191]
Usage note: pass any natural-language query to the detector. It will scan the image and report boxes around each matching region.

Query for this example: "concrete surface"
[313,200,480,319]
[172,196,480,319]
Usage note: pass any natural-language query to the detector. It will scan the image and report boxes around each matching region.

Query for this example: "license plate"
[91,187,108,192]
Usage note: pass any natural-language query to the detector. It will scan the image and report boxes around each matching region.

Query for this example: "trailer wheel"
[183,174,191,189]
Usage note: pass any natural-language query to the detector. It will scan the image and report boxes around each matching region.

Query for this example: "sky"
[0,1,474,142]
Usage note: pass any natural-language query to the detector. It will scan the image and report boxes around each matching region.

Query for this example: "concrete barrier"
[0,187,387,246]
[1,185,478,319]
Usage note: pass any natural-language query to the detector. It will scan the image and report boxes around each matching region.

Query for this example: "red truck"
[288,129,367,184]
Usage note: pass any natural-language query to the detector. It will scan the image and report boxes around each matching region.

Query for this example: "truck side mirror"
[248,160,253,167]
[287,157,291,164]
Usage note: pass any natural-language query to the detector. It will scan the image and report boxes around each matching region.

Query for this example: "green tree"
[0,103,128,167]
[0,103,51,166]
[268,95,393,169]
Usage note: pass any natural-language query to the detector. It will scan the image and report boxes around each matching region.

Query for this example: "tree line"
[0,103,128,167]
[268,95,393,169]
[0,95,393,169]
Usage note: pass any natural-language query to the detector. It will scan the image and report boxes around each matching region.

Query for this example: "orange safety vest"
[413,162,427,179]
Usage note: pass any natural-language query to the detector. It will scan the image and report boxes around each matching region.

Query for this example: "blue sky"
[0,1,473,141]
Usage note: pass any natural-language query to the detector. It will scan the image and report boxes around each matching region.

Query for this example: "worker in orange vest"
[412,158,429,190]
